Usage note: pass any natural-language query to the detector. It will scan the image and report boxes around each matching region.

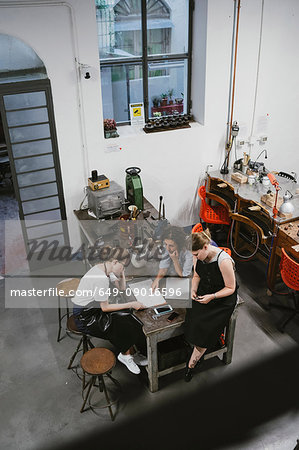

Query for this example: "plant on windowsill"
[104,118,119,139]
[152,96,160,108]
[168,88,174,105]
[161,93,168,107]
[175,92,184,105]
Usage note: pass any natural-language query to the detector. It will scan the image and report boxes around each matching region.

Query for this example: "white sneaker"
[117,353,140,374]
[133,352,148,366]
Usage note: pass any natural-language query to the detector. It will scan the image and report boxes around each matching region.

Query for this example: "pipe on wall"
[249,0,265,155]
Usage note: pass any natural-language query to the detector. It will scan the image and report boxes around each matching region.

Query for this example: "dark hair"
[88,246,130,266]
[161,226,188,252]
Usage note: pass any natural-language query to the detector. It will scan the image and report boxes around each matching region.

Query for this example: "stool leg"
[101,375,114,421]
[68,337,83,369]
[83,335,88,354]
[223,312,237,365]
[57,296,62,342]
[81,336,89,390]
[80,376,95,413]
[87,337,94,350]
[66,297,70,319]
[98,375,104,393]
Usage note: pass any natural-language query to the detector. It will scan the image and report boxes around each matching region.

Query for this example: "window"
[96,0,194,124]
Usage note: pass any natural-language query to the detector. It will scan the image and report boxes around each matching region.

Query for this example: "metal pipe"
[228,0,241,147]
[250,0,265,141]
[225,0,239,145]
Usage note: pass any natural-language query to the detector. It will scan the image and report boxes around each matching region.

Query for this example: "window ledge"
[116,121,202,139]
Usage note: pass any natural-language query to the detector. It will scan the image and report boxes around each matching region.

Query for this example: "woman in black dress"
[184,229,237,382]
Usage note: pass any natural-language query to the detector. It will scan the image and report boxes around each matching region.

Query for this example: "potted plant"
[161,93,168,107]
[152,96,160,108]
[168,88,174,105]
[104,118,119,138]
[175,92,184,104]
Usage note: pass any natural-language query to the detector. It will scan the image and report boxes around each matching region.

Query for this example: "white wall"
[0,0,103,249]
[1,0,298,250]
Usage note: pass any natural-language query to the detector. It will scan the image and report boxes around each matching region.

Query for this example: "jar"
[248,175,256,185]
[262,176,270,187]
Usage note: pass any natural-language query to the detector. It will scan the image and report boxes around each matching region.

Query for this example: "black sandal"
[184,362,194,382]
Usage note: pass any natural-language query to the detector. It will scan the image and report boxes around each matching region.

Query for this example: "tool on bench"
[158,196,163,220]
[267,173,281,219]
[88,170,110,191]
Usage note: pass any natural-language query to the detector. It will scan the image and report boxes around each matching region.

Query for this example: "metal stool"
[67,315,94,390]
[56,278,80,342]
[67,315,94,366]
[80,348,120,421]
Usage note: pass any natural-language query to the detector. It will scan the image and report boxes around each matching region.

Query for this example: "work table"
[208,170,299,224]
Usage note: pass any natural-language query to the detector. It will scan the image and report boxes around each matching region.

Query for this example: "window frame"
[99,0,194,125]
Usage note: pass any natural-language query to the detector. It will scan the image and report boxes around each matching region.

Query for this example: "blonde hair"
[192,228,211,251]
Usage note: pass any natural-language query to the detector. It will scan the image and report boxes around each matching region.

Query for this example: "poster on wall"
[129,102,145,127]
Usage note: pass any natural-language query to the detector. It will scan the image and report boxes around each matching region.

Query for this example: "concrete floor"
[1,256,299,450]
[1,189,299,450]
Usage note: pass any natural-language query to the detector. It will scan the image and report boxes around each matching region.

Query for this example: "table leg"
[267,239,280,292]
[223,310,237,365]
[147,335,159,393]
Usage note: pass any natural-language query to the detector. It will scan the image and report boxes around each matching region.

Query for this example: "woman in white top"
[72,247,146,375]
[152,226,193,291]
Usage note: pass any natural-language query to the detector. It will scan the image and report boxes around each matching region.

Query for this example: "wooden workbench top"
[135,308,185,335]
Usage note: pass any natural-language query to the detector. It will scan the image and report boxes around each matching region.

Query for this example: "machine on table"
[125,167,144,211]
[87,167,144,219]
[87,180,125,219]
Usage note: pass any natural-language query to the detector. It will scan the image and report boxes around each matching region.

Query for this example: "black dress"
[73,275,146,354]
[185,250,237,348]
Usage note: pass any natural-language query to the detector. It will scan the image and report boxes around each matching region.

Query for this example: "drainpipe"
[248,0,265,157]
[221,0,241,174]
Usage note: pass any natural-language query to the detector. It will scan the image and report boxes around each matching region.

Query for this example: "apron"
[185,250,237,348]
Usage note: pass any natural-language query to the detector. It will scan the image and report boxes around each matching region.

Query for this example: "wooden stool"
[80,348,120,421]
[56,278,80,342]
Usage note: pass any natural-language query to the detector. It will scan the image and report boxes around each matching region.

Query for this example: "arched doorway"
[0,34,69,273]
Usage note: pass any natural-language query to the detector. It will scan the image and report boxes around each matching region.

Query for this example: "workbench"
[206,170,299,291]
[73,197,159,271]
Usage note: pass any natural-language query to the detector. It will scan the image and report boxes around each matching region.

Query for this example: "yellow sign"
[129,102,144,126]
[133,107,142,117]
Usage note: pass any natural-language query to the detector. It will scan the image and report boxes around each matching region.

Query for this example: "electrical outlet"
[257,136,267,144]
[237,140,245,146]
